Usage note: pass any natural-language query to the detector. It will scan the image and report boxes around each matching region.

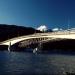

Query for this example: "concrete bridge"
[0,31,75,51]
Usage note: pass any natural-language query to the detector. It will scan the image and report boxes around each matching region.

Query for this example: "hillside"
[0,24,41,42]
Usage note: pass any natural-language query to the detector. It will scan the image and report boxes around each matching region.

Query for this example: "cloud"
[36,25,47,32]
[52,28,63,31]
[52,28,59,31]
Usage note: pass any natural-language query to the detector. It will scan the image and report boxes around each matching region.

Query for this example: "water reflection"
[0,51,75,75]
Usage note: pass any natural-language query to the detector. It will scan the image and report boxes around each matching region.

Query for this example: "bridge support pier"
[8,42,11,52]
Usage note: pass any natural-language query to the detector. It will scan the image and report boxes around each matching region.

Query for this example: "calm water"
[0,50,75,75]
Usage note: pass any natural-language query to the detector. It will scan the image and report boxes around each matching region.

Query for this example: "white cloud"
[36,25,47,32]
[52,28,63,31]
[52,28,59,31]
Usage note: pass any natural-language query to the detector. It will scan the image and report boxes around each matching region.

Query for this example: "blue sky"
[0,0,75,29]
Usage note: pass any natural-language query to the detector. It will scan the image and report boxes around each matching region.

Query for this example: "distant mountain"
[0,24,41,42]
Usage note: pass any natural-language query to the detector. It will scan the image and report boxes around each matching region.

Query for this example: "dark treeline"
[0,24,41,42]
[42,39,75,53]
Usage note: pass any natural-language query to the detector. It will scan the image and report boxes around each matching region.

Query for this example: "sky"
[0,0,75,29]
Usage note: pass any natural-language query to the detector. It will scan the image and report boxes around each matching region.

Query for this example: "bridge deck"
[0,31,75,46]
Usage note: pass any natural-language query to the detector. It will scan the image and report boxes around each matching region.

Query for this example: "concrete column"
[8,42,11,52]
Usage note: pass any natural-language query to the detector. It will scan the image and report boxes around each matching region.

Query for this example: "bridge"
[0,31,75,51]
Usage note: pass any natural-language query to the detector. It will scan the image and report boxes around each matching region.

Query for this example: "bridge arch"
[1,32,75,47]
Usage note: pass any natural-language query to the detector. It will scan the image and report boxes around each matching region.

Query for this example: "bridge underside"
[5,38,75,53]
[1,37,75,53]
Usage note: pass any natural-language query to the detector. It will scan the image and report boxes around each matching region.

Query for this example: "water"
[0,50,75,75]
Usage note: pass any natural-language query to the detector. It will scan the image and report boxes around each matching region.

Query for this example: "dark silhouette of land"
[0,24,41,42]
[42,39,75,53]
